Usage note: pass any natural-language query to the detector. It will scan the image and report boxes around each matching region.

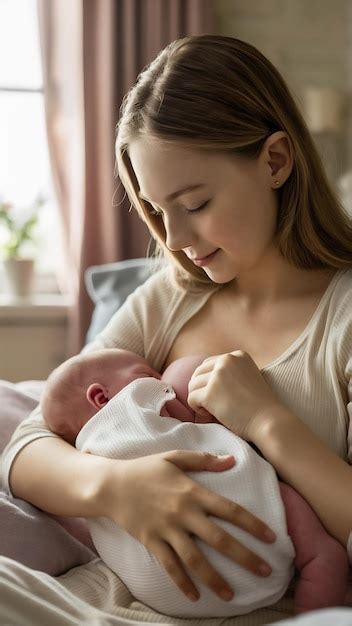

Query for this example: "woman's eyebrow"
[138,183,206,204]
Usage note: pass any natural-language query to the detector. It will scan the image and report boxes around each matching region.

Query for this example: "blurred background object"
[215,0,352,215]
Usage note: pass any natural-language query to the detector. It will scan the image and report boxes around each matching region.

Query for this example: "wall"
[214,0,352,195]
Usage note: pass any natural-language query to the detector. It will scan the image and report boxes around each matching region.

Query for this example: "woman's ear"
[86,383,109,409]
[264,131,293,188]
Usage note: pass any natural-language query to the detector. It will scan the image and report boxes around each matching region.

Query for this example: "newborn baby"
[41,349,348,618]
[42,349,217,446]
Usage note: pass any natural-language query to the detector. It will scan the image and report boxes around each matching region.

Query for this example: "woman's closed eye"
[149,201,210,217]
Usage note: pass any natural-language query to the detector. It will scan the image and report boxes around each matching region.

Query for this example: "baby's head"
[41,349,158,444]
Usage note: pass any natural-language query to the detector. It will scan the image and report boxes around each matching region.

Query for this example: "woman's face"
[129,138,280,284]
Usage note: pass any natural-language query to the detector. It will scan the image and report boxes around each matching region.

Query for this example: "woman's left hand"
[187,351,281,441]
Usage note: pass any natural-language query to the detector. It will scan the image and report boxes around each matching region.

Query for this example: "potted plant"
[0,194,45,297]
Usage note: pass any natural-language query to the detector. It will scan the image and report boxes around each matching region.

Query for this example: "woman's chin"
[203,267,238,284]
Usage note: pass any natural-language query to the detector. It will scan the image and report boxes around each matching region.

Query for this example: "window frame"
[0,50,64,294]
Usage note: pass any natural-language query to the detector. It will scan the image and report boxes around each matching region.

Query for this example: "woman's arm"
[250,404,352,546]
[188,350,352,546]
[9,436,113,517]
[9,436,276,601]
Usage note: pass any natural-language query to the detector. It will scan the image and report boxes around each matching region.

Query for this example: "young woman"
[2,34,352,625]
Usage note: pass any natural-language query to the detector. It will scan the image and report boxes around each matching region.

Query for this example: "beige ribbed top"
[3,266,352,492]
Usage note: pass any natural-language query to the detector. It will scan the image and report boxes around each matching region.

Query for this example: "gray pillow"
[84,257,156,344]
[0,492,96,575]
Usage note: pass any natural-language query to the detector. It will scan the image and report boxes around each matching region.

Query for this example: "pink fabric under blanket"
[0,378,97,575]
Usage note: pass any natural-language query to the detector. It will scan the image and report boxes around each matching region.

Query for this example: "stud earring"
[274,180,280,186]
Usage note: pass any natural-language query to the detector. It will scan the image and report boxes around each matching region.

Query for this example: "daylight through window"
[0,0,62,285]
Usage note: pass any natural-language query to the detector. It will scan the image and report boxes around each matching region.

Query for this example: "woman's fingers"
[166,530,234,601]
[188,372,209,393]
[189,513,272,577]
[153,517,272,603]
[163,449,235,472]
[201,490,276,545]
[163,450,275,572]
[113,451,275,601]
[149,539,200,602]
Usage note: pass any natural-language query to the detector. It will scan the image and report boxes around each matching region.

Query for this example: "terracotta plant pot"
[3,258,35,297]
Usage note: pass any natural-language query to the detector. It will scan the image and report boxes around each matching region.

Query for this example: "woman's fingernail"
[258,563,272,576]
[219,588,234,600]
[264,529,276,542]
[187,591,199,602]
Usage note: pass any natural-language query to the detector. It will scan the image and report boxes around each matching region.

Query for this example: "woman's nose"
[165,216,195,252]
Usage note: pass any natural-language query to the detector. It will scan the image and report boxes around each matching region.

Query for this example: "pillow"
[0,379,45,456]
[84,257,157,344]
[0,379,97,574]
[0,492,96,576]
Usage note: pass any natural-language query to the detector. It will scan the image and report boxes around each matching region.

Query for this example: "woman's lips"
[192,249,219,267]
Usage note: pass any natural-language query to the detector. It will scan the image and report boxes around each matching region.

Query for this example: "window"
[0,0,63,289]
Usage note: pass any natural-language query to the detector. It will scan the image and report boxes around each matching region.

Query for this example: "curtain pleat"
[37,0,215,353]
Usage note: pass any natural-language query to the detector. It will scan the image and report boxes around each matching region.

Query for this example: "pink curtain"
[37,0,215,354]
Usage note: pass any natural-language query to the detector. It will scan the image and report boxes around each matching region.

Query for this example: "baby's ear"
[86,383,109,409]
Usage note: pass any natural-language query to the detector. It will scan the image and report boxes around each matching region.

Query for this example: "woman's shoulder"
[329,268,352,322]
[334,266,352,288]
[319,268,352,341]
[326,269,352,375]
[128,265,180,311]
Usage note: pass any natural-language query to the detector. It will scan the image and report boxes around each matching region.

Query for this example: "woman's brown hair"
[116,34,352,289]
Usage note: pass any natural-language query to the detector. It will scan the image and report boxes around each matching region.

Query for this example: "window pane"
[0,0,42,89]
[0,91,62,272]
[1,92,48,202]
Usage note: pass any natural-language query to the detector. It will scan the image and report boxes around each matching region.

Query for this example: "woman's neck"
[223,251,336,311]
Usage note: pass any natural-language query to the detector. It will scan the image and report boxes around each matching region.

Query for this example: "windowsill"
[0,293,72,320]
[0,267,65,297]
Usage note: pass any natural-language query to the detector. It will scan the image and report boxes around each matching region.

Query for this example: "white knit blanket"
[76,378,294,618]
